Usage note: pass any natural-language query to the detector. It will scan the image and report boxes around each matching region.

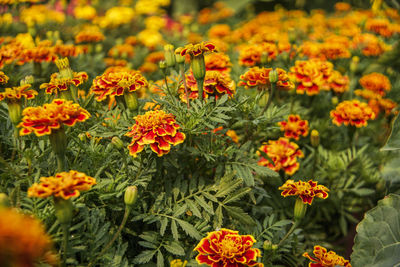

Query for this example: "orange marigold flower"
[205,52,232,72]
[108,44,135,58]
[40,72,88,95]
[179,71,235,101]
[179,41,217,58]
[194,228,264,267]
[335,2,351,12]
[18,99,90,136]
[239,67,294,91]
[208,24,231,40]
[330,100,375,127]
[75,29,105,44]
[278,115,309,140]
[125,110,185,157]
[354,89,381,100]
[378,98,397,116]
[303,245,352,267]
[0,208,57,266]
[329,71,349,94]
[19,41,58,64]
[104,57,128,67]
[91,69,148,101]
[238,43,278,66]
[278,180,329,205]
[0,71,9,84]
[28,170,96,200]
[0,84,38,102]
[365,18,394,38]
[257,137,304,176]
[226,129,239,143]
[319,42,351,60]
[54,43,85,58]
[352,33,388,57]
[359,72,391,96]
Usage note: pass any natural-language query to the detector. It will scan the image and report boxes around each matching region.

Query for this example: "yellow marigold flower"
[330,100,375,127]
[170,259,187,267]
[137,29,164,50]
[125,110,185,157]
[194,228,263,267]
[329,71,349,94]
[144,16,166,31]
[354,89,381,100]
[0,71,9,84]
[40,72,88,95]
[226,129,239,143]
[0,84,38,102]
[20,5,65,27]
[108,44,135,58]
[0,207,57,266]
[18,99,90,136]
[278,114,309,140]
[75,29,105,44]
[359,72,391,96]
[205,52,231,72]
[94,6,135,28]
[179,41,217,58]
[377,98,397,116]
[74,5,97,20]
[239,67,294,91]
[91,69,148,101]
[303,245,352,267]
[28,170,96,199]
[257,137,304,176]
[279,180,329,205]
[179,70,235,102]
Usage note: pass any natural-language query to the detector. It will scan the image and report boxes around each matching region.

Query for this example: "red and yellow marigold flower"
[19,41,58,64]
[179,70,235,101]
[0,71,9,84]
[75,28,105,44]
[257,137,304,176]
[365,18,395,38]
[303,245,352,267]
[330,100,375,127]
[351,33,389,57]
[0,84,38,102]
[125,110,185,157]
[329,71,349,94]
[18,99,90,136]
[91,69,148,101]
[194,228,264,267]
[238,43,278,66]
[278,115,309,140]
[278,180,329,205]
[0,207,57,267]
[359,72,391,96]
[205,52,232,72]
[40,72,88,95]
[179,41,217,58]
[28,170,96,200]
[239,67,294,91]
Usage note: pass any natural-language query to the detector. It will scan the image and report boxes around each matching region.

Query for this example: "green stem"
[62,223,70,267]
[164,75,172,96]
[196,78,204,101]
[87,208,131,267]
[56,153,66,172]
[180,65,190,109]
[262,83,275,114]
[277,220,300,247]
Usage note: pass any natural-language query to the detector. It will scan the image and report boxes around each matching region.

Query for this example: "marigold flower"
[108,44,135,58]
[125,110,185,157]
[208,24,231,40]
[238,43,277,66]
[359,72,391,96]
[18,99,90,136]
[19,41,58,64]
[194,228,263,267]
[289,60,329,95]
[54,43,85,58]
[179,41,217,58]
[205,52,231,72]
[0,207,57,266]
[257,137,304,176]
[335,2,351,12]
[279,180,329,205]
[352,33,388,57]
[239,67,294,91]
[91,69,148,101]
[278,115,309,140]
[179,71,235,101]
[330,100,375,127]
[0,71,9,84]
[40,72,88,95]
[28,170,96,199]
[74,5,97,20]
[75,29,105,44]
[0,84,37,102]
[329,71,349,94]
[303,245,352,267]
[365,18,394,38]
[170,259,187,267]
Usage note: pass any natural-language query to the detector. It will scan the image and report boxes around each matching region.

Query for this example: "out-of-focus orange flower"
[238,43,278,66]
[19,41,58,64]
[139,62,158,73]
[359,72,391,96]
[330,100,375,127]
[0,84,37,102]
[137,29,164,50]
[226,129,239,143]
[352,33,389,57]
[28,170,96,199]
[239,67,294,91]
[0,71,9,84]
[125,36,138,46]
[125,110,185,157]
[54,43,85,58]
[278,115,309,140]
[205,52,231,72]
[365,18,395,38]
[75,29,105,44]
[303,246,352,267]
[194,228,263,267]
[180,70,235,101]
[278,180,329,205]
[329,71,349,94]
[91,69,148,101]
[108,44,134,58]
[18,99,90,136]
[74,5,97,20]
[144,51,165,63]
[334,2,351,12]
[0,207,57,267]
[355,89,397,117]
[208,24,231,40]
[40,72,88,95]
[257,137,304,176]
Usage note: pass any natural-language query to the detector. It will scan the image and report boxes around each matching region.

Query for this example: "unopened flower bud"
[191,55,206,80]
[7,101,22,125]
[123,91,138,111]
[95,44,103,53]
[269,69,278,83]
[310,129,319,147]
[124,186,138,207]
[170,259,188,267]
[111,136,124,149]
[20,75,34,86]
[78,132,87,142]
[159,61,167,75]
[260,52,268,65]
[331,96,339,106]
[164,44,176,67]
[294,197,307,221]
[350,56,359,73]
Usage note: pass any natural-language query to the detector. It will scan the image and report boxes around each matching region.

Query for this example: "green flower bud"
[159,61,167,75]
[78,133,87,142]
[111,136,124,149]
[269,69,278,83]
[191,55,206,80]
[20,75,34,86]
[7,101,22,126]
[331,96,339,106]
[123,91,138,111]
[260,52,268,65]
[124,186,138,207]
[310,129,319,147]
[164,44,176,67]
[95,44,103,53]
[294,197,307,221]
[54,198,73,225]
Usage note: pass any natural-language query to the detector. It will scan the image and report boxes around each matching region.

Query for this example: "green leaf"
[224,206,256,226]
[160,217,168,236]
[176,219,202,240]
[171,220,179,241]
[223,188,252,204]
[157,250,164,267]
[381,114,400,151]
[133,250,157,264]
[351,194,400,267]
[194,195,214,215]
[186,199,202,218]
[164,241,185,256]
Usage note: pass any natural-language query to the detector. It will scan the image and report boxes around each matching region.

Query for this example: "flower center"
[219,236,240,257]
